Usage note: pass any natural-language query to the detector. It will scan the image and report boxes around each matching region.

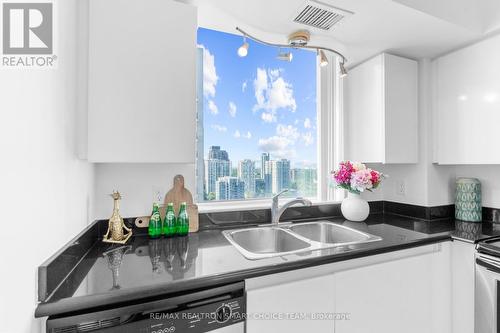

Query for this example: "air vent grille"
[293,1,353,30]
[51,317,121,333]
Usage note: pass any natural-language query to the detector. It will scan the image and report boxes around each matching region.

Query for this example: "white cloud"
[234,130,252,139]
[242,81,247,92]
[258,123,300,158]
[304,118,311,129]
[276,124,300,141]
[254,68,268,108]
[261,111,276,123]
[253,67,297,121]
[302,132,314,146]
[198,44,219,98]
[258,136,290,151]
[208,100,218,115]
[268,77,296,111]
[228,102,237,117]
[211,124,227,132]
[269,68,283,79]
[258,136,296,159]
[258,122,313,157]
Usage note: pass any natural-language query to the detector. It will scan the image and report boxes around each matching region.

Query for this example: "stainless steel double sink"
[223,221,382,260]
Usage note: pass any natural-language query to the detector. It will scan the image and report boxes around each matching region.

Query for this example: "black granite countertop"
[35,213,500,318]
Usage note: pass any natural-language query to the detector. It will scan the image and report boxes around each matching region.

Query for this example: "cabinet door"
[344,53,417,164]
[333,244,450,333]
[384,54,418,164]
[345,55,384,163]
[435,34,500,164]
[246,273,336,333]
[88,0,197,162]
[450,241,475,333]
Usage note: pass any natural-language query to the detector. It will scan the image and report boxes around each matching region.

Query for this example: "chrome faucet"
[271,189,313,225]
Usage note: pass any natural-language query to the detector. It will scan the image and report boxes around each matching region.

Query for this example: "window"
[196,27,320,202]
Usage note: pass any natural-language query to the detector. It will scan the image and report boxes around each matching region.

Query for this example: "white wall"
[375,56,500,208]
[93,163,195,219]
[439,165,500,208]
[0,1,94,332]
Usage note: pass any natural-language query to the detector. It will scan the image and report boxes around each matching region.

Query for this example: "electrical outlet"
[152,186,165,203]
[396,180,406,196]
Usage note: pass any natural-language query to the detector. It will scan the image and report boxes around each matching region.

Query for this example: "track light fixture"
[237,36,248,57]
[235,27,347,78]
[277,49,293,62]
[339,61,348,78]
[319,50,329,67]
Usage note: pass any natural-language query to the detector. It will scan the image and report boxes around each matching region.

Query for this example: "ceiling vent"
[293,0,353,31]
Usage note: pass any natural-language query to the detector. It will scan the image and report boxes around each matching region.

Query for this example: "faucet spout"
[271,190,313,225]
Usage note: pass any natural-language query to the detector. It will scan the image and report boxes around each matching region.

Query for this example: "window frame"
[196,43,344,212]
[318,54,345,203]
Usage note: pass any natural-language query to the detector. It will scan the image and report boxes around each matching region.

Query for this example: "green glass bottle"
[148,203,161,238]
[177,202,189,236]
[163,203,176,237]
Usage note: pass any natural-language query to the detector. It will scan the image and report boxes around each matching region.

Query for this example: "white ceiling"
[179,0,500,66]
[392,0,500,34]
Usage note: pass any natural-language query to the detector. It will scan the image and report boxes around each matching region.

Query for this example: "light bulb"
[238,42,248,57]
[319,50,329,67]
[277,51,293,62]
[339,61,348,78]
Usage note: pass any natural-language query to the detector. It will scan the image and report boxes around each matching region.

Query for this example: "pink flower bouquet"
[331,161,384,194]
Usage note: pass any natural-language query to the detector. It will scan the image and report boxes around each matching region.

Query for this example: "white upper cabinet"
[345,53,418,164]
[434,34,500,164]
[88,0,197,163]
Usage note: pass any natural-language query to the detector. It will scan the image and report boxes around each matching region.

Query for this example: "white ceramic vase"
[341,192,369,221]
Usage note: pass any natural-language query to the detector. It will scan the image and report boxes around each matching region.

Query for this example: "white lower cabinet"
[246,270,336,332]
[450,240,475,333]
[334,244,451,333]
[246,243,451,333]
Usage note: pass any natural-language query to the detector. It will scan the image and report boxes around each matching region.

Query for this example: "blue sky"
[198,28,317,168]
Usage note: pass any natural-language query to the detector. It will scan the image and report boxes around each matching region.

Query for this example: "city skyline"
[204,145,316,201]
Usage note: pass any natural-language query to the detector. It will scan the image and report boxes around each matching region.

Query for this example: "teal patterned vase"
[455,178,482,222]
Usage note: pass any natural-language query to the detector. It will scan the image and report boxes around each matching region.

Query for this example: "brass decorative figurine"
[103,191,132,244]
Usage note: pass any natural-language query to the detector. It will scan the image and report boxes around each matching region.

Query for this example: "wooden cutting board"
[164,174,199,232]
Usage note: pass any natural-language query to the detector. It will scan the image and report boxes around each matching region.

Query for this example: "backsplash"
[380,164,500,209]
[196,201,500,228]
[91,163,500,223]
[198,202,384,230]
[93,163,195,219]
[383,201,455,220]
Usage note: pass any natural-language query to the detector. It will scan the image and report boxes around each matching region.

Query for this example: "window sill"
[197,198,340,214]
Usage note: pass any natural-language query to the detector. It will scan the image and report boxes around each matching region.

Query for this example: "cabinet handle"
[476,255,500,274]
